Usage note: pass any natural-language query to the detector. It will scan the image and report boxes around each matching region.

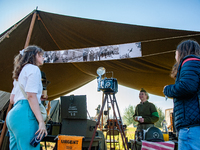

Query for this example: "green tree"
[155,107,165,128]
[123,105,137,126]
[123,105,165,128]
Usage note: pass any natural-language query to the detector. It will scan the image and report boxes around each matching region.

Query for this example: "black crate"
[61,95,87,120]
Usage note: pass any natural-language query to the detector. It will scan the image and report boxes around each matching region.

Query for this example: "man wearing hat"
[132,88,159,149]
[133,88,159,131]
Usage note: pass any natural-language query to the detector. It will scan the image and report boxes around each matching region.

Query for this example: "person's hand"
[35,121,48,140]
[139,118,144,123]
[135,116,143,122]
[41,94,48,101]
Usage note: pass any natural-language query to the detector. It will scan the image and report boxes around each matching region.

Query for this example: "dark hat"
[140,88,147,93]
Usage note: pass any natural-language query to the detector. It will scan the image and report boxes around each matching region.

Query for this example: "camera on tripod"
[96,67,118,93]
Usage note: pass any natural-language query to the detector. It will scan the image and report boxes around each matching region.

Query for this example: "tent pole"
[0,10,37,149]
[24,10,37,48]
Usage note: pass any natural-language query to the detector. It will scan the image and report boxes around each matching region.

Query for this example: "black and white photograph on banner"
[43,42,142,63]
[44,51,61,63]
[62,49,83,63]
[83,49,89,61]
[83,47,100,62]
[119,42,141,59]
[99,45,119,61]
[44,49,83,63]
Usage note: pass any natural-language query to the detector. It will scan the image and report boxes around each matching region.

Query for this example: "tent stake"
[0,10,37,149]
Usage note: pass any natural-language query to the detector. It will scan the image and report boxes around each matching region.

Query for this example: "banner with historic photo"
[44,42,141,63]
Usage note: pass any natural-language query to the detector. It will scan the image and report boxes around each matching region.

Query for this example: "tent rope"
[140,32,200,43]
[0,11,34,44]
[139,32,200,57]
[37,14,62,50]
[142,49,176,57]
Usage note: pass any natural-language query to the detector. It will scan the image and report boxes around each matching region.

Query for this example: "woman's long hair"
[170,40,200,79]
[12,45,44,80]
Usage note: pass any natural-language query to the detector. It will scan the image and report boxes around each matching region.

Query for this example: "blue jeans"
[6,100,39,150]
[178,126,200,150]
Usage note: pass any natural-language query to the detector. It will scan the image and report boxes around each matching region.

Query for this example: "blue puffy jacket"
[164,55,200,131]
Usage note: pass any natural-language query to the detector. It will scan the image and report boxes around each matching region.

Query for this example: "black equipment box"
[61,95,87,120]
[46,122,61,136]
[61,119,96,138]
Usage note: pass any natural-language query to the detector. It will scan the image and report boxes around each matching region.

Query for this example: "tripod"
[88,92,129,150]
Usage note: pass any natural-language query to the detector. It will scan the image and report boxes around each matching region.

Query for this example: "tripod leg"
[109,94,129,150]
[106,98,112,149]
[101,92,104,130]
[113,94,129,148]
[88,93,108,150]
[109,94,126,150]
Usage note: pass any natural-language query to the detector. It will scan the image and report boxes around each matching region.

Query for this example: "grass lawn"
[106,126,136,149]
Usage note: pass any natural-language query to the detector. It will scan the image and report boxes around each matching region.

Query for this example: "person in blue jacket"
[163,40,200,150]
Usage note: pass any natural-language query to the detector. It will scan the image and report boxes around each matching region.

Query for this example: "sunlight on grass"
[105,126,136,150]
[40,142,56,150]
[40,127,136,150]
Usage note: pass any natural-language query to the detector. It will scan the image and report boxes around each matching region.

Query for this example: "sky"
[1,0,200,117]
